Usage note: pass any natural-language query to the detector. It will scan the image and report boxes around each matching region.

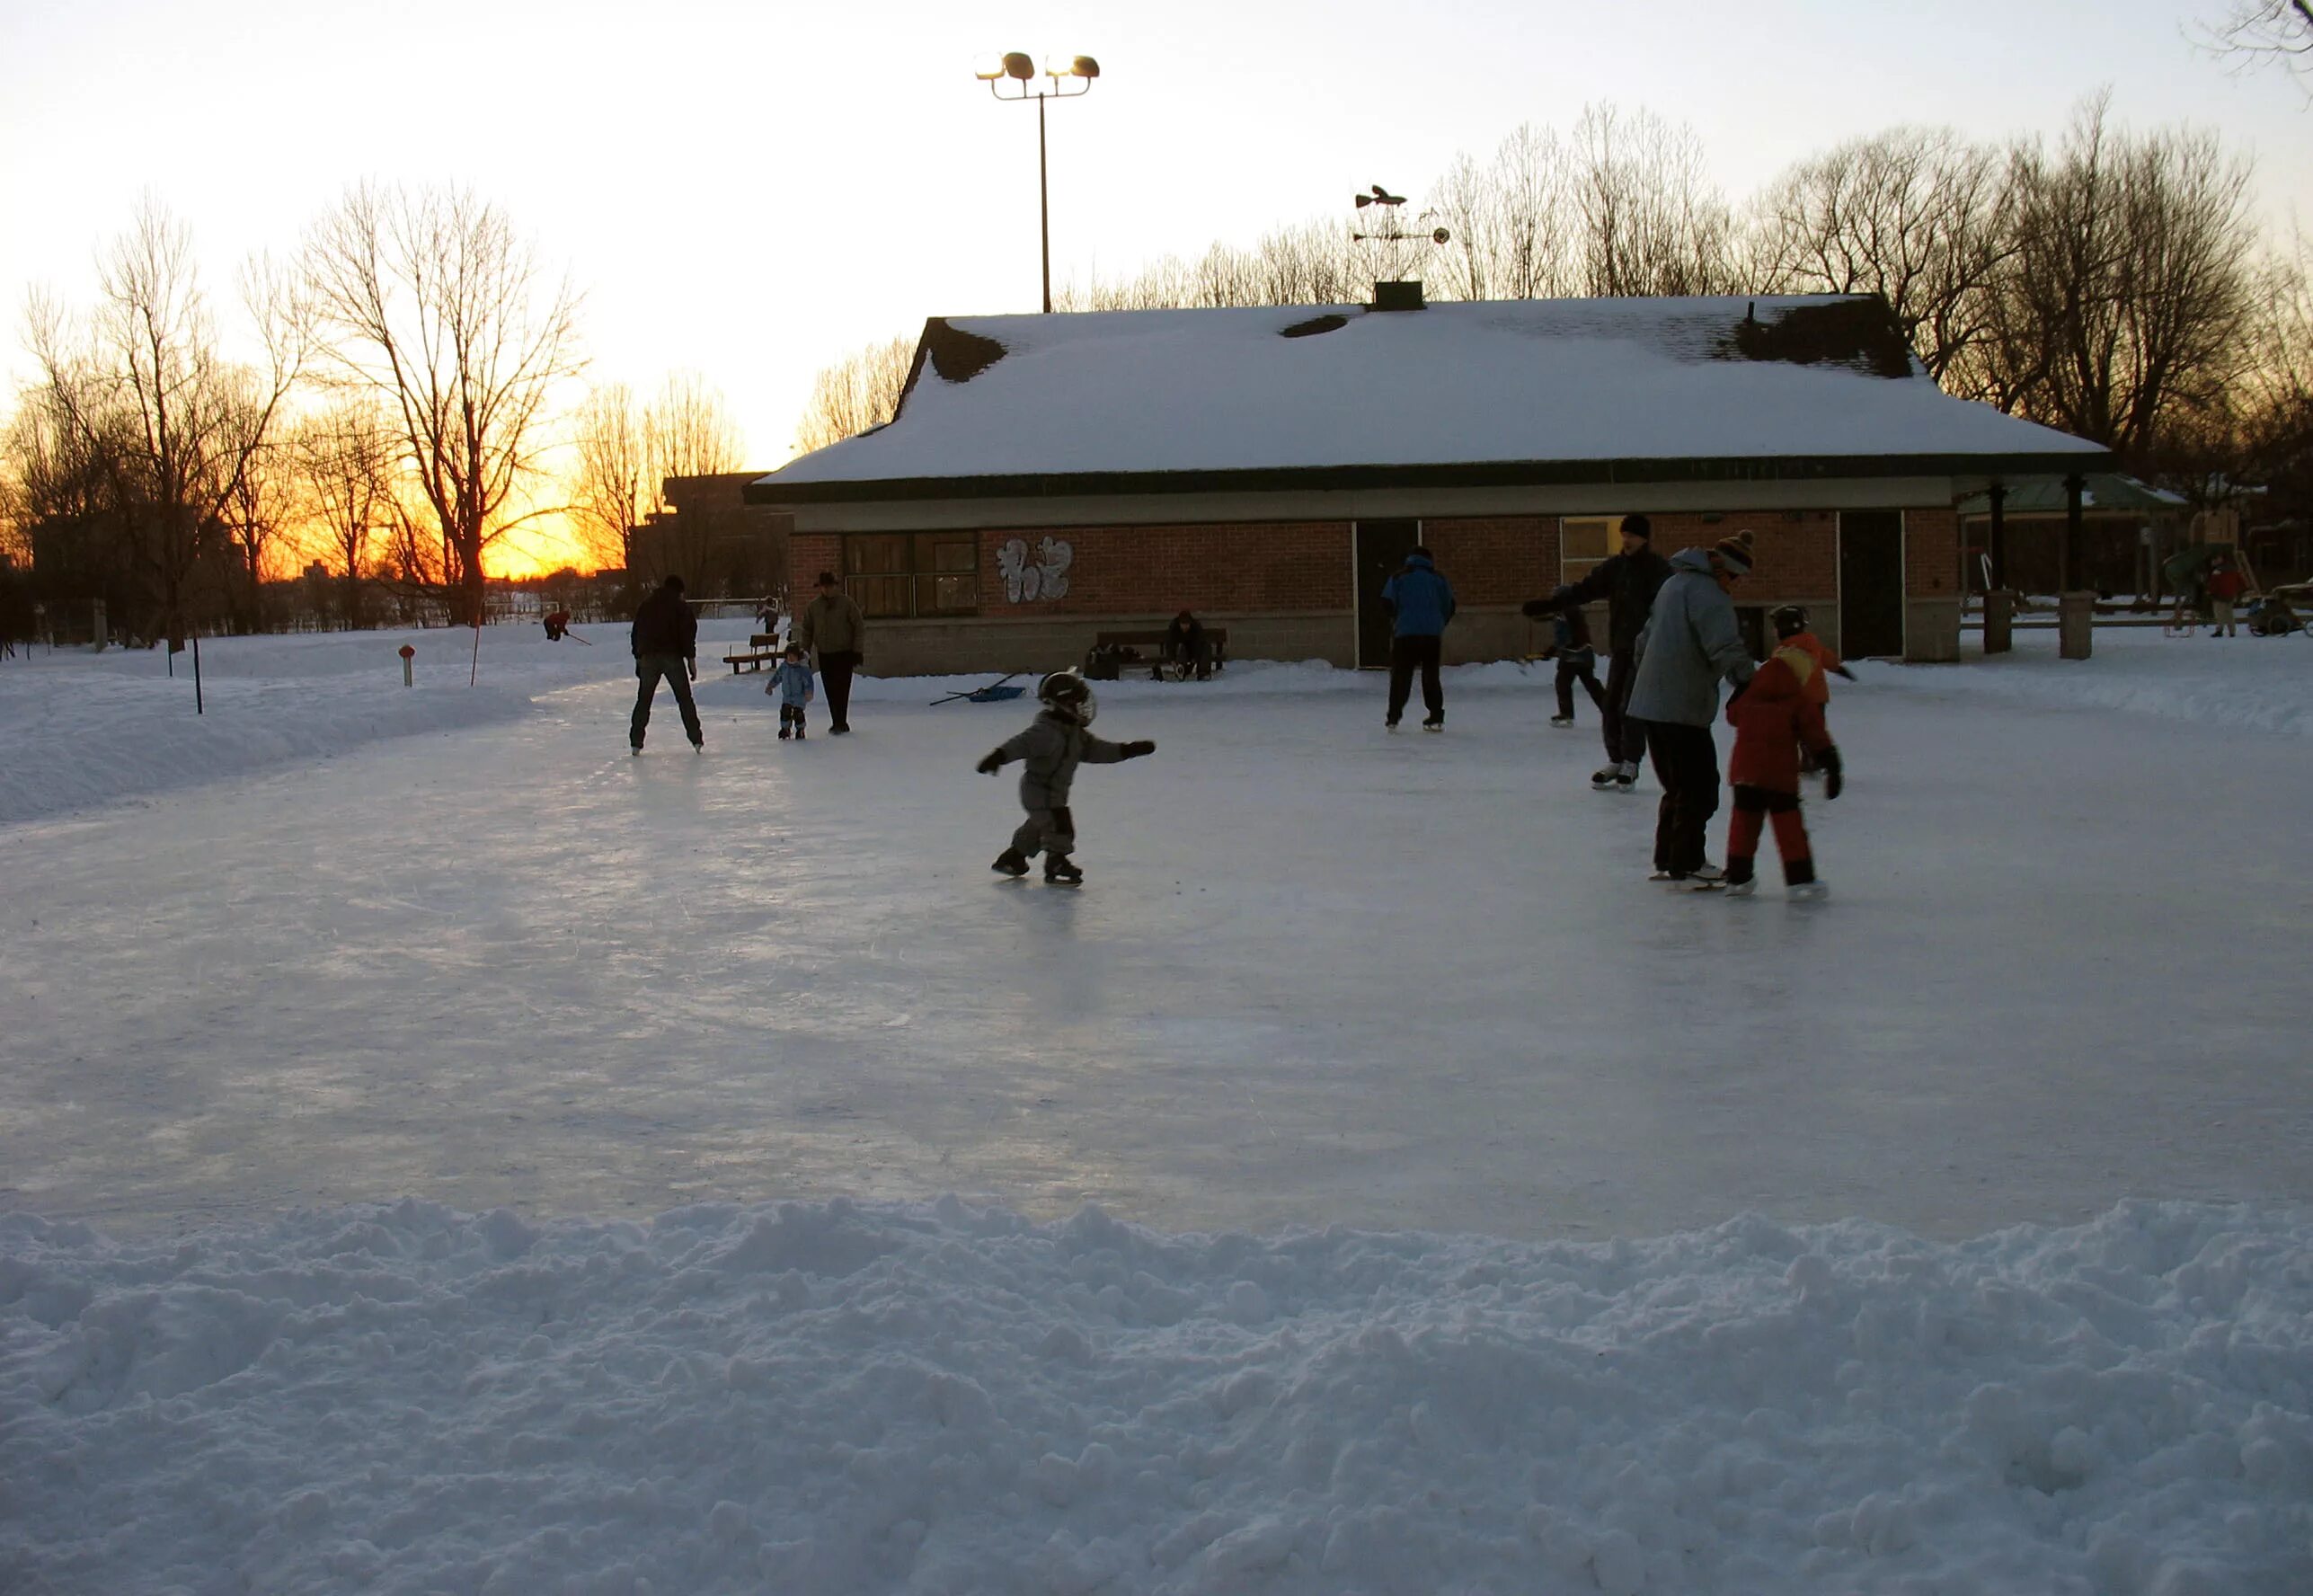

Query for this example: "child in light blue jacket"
[767,643,815,740]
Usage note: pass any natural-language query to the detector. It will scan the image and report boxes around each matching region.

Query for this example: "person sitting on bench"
[1164,609,1212,681]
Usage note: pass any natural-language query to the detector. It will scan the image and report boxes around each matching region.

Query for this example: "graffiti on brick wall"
[997,536,1074,602]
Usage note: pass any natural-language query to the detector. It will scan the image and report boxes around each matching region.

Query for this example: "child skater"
[1539,584,1607,728]
[767,643,815,740]
[1767,605,1854,776]
[1722,638,1844,900]
[977,670,1156,884]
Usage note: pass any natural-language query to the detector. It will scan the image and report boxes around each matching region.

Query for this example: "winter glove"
[1819,745,1844,802]
[1520,597,1555,618]
[1725,677,1750,709]
[1121,740,1156,758]
[976,749,1006,775]
[687,659,697,682]
[1833,663,1857,682]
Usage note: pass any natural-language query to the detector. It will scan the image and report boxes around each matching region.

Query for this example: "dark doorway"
[1355,519,1421,668]
[1839,510,1906,659]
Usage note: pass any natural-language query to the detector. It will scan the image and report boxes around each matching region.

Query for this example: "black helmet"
[1769,605,1809,639]
[1038,669,1097,724]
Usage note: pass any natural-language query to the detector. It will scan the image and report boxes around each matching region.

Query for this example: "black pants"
[1387,634,1444,724]
[631,654,702,749]
[1555,655,1606,720]
[1640,720,1721,875]
[1601,648,1645,765]
[819,651,860,730]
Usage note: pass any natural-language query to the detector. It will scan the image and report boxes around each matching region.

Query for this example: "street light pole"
[979,52,1099,315]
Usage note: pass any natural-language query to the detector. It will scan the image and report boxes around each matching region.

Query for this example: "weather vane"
[1351,185,1449,247]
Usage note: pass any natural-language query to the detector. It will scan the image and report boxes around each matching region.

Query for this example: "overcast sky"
[3,0,2306,494]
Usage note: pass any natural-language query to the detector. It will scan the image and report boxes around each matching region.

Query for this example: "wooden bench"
[722,634,784,674]
[1086,628,1227,681]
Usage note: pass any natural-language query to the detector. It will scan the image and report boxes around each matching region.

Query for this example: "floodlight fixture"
[976,49,1103,314]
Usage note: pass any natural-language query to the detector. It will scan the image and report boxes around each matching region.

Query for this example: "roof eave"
[745,451,2115,507]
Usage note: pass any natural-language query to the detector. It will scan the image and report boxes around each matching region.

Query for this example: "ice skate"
[1724,877,1757,897]
[990,849,1031,878]
[1669,873,1724,891]
[794,725,805,740]
[1549,715,1574,728]
[1591,765,1622,789]
[1386,720,1402,733]
[1044,856,1084,885]
[1422,718,1444,733]
[1788,880,1830,902]
[778,725,791,740]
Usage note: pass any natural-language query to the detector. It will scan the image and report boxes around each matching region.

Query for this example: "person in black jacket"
[629,574,703,753]
[1522,514,1672,789]
[1162,609,1211,680]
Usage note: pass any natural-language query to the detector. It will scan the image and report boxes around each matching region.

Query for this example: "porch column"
[2059,473,2092,661]
[1987,483,2007,591]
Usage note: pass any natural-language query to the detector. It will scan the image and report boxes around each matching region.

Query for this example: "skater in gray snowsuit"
[977,671,1156,884]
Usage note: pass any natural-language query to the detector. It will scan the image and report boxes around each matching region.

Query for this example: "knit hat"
[1712,530,1756,574]
[1620,513,1653,541]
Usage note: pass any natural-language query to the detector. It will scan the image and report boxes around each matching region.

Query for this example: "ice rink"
[4,630,2309,1243]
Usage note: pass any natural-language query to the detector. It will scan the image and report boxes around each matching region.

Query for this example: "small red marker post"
[399,643,415,687]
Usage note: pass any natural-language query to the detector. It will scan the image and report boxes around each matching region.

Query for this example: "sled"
[929,672,1028,706]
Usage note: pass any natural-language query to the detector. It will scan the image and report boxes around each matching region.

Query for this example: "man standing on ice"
[1626,532,1756,887]
[795,571,867,735]
[1380,545,1457,732]
[629,574,704,755]
[1522,513,1672,790]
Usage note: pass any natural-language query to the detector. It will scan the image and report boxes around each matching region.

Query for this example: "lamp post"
[977,51,1100,314]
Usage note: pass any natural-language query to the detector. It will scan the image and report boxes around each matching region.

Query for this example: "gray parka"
[1626,547,1756,727]
[990,711,1133,810]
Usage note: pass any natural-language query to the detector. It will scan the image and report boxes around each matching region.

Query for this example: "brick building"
[748,293,2109,674]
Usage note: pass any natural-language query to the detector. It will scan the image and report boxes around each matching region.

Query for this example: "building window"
[843,534,979,618]
[1562,517,1616,582]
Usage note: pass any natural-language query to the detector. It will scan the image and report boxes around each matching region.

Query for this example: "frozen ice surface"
[1,625,2310,1592]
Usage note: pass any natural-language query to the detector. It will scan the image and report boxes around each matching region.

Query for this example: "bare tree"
[1959,95,2258,457]
[571,381,645,572]
[1752,127,2014,382]
[304,183,583,625]
[1567,105,1741,297]
[794,334,916,453]
[293,402,394,627]
[23,200,308,648]
[2197,2,2313,87]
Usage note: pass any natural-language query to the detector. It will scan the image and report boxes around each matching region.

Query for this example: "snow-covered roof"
[753,295,2108,503]
[1957,474,2188,517]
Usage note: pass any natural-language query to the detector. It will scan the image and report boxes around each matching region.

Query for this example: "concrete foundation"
[2059,591,2096,660]
[1904,598,1963,663]
[1981,590,2015,656]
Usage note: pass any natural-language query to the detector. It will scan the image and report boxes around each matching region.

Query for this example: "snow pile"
[0,620,758,826]
[1871,628,2313,739]
[5,1198,2309,1595]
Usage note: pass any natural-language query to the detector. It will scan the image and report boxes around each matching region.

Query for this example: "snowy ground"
[3,625,2310,1592]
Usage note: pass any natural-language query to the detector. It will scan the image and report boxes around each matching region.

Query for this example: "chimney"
[1372,280,1425,312]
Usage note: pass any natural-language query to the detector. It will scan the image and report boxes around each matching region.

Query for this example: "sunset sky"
[3,0,2308,575]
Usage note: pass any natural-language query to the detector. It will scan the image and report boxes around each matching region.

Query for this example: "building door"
[1839,510,1905,659]
[1355,519,1421,668]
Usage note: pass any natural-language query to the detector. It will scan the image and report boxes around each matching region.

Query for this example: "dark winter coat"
[1165,615,1208,661]
[796,591,866,658]
[1549,547,1673,654]
[990,710,1134,809]
[1627,547,1755,727]
[1381,553,1457,637]
[1727,647,1834,794]
[630,586,697,659]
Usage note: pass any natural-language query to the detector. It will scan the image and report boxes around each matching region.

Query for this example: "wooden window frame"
[842,533,979,619]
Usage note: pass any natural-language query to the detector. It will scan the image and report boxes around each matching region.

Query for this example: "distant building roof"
[750,295,2108,504]
[1957,474,2187,517]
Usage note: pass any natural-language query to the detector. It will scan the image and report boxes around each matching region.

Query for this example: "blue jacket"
[1382,554,1457,638]
[771,660,815,706]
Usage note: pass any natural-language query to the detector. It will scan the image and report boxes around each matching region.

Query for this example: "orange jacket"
[1778,630,1841,705]
[1726,647,1834,793]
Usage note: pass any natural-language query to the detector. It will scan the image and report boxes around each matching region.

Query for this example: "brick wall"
[976,522,1350,614]
[1421,518,1552,605]
[1904,507,1960,597]
[1620,511,1840,604]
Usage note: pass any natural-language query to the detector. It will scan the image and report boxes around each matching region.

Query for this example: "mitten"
[1819,745,1844,801]
[1122,740,1156,758]
[1520,597,1555,619]
[976,750,1006,775]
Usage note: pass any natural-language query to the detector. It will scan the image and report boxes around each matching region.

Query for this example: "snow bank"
[0,621,758,826]
[4,1199,2308,1595]
[1869,628,2313,739]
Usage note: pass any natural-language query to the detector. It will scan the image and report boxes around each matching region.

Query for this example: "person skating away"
[767,643,815,740]
[1380,545,1457,732]
[1521,513,1673,789]
[2206,554,2247,637]
[629,574,703,754]
[977,670,1156,884]
[1627,532,1758,888]
[1722,639,1843,900]
[795,571,867,734]
[1539,587,1607,728]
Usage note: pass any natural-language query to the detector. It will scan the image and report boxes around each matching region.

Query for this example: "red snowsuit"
[1724,646,1836,887]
